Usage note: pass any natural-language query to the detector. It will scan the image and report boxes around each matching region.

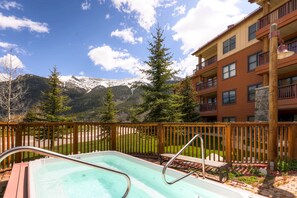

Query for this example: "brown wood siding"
[217,42,263,121]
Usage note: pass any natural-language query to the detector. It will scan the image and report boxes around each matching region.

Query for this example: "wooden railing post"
[15,123,23,163]
[110,124,117,150]
[158,123,164,155]
[288,125,297,160]
[225,124,232,164]
[73,123,78,154]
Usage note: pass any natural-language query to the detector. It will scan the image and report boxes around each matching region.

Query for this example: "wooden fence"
[0,122,296,169]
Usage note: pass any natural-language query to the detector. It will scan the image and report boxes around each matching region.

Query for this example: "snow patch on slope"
[59,76,149,92]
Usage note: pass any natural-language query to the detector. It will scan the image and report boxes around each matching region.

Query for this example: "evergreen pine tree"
[178,76,199,122]
[40,66,71,122]
[140,25,183,122]
[100,87,117,122]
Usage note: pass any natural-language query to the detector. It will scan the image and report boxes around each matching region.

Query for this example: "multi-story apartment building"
[191,0,297,122]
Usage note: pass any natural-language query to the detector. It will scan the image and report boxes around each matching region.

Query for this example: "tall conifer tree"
[140,25,182,122]
[40,66,71,122]
[100,87,117,122]
[178,76,199,122]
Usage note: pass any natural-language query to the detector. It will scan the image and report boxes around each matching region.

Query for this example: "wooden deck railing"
[258,0,297,30]
[0,122,296,169]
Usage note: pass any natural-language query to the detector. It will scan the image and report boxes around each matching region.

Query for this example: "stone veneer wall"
[255,86,269,121]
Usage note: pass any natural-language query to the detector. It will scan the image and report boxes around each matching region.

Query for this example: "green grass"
[20,133,225,162]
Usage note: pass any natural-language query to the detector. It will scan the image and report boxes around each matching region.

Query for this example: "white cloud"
[111,28,143,44]
[98,0,105,4]
[0,12,49,33]
[0,53,24,69]
[79,71,84,75]
[164,23,170,31]
[172,0,246,54]
[110,0,179,31]
[88,44,144,76]
[0,41,17,50]
[105,14,110,19]
[0,1,22,10]
[174,54,197,78]
[0,41,26,54]
[163,0,177,8]
[81,0,91,10]
[111,0,160,31]
[172,5,186,16]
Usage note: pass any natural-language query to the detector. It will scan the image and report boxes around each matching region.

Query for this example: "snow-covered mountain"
[59,75,150,92]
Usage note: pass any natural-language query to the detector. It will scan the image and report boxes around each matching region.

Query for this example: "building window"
[222,90,236,104]
[222,117,236,122]
[223,36,236,54]
[223,63,236,79]
[248,83,262,101]
[247,116,255,122]
[248,23,257,41]
[248,52,261,71]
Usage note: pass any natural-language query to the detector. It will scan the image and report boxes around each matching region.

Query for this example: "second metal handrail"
[162,134,205,185]
[0,146,131,198]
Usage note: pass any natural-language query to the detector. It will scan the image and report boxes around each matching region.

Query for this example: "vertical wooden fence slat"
[73,123,78,154]
[15,124,22,163]
[225,124,232,164]
[288,125,297,160]
[158,124,164,155]
[110,124,117,150]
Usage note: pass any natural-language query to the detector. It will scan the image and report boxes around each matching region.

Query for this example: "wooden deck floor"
[4,163,28,198]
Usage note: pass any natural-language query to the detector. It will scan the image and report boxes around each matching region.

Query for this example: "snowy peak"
[59,75,149,92]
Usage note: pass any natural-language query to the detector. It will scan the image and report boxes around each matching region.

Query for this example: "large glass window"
[222,90,236,104]
[248,52,261,71]
[223,36,236,54]
[223,63,236,79]
[248,83,262,101]
[248,23,257,41]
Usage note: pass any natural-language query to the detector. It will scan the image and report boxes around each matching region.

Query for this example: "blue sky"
[0,0,258,79]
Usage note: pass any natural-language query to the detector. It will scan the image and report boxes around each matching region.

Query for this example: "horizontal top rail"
[0,146,131,198]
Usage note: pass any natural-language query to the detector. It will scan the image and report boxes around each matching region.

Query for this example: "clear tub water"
[28,151,261,198]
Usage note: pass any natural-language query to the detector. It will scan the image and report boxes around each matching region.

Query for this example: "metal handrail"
[162,134,205,185]
[0,146,131,198]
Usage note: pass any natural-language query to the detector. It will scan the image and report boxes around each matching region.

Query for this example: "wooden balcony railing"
[0,122,296,169]
[258,0,297,30]
[200,103,217,112]
[193,56,217,74]
[278,83,297,99]
[196,79,217,91]
[258,51,269,66]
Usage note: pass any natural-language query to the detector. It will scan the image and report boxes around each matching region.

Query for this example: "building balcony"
[257,40,297,69]
[257,0,297,39]
[193,56,217,74]
[200,103,217,112]
[196,79,217,91]
[278,83,297,109]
